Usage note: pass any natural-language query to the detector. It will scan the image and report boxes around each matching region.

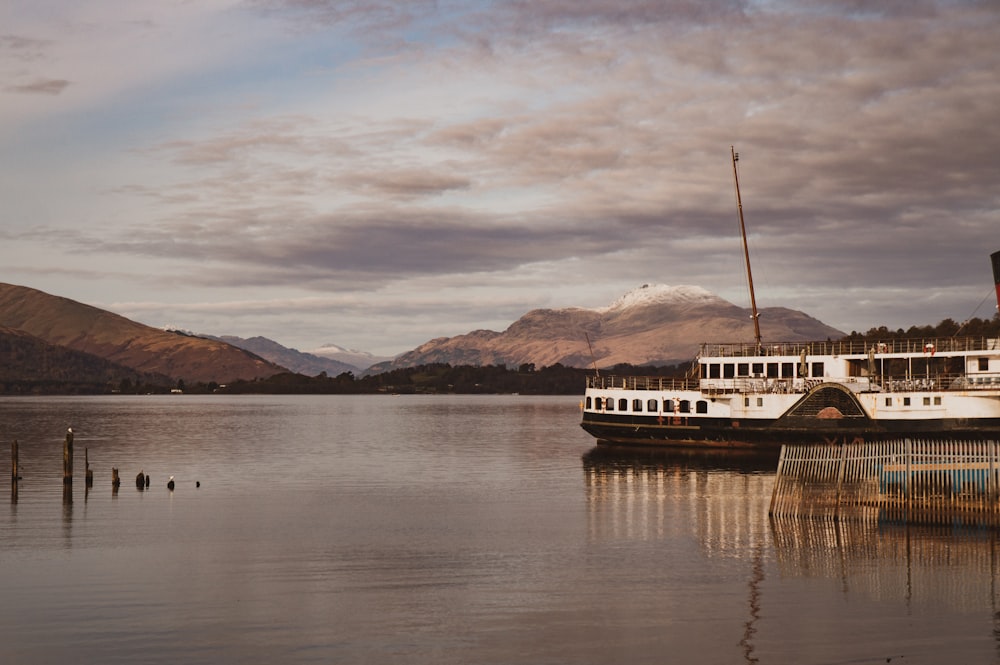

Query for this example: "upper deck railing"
[585,372,1000,393]
[700,336,1000,359]
[584,375,699,391]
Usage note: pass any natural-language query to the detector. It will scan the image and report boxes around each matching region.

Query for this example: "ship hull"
[580,412,1000,449]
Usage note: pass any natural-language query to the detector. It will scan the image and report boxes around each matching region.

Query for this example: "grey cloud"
[73,207,636,287]
[0,34,50,62]
[338,169,471,198]
[6,78,70,95]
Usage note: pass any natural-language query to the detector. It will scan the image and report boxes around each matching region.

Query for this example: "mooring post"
[85,448,93,488]
[63,428,74,485]
[11,440,18,504]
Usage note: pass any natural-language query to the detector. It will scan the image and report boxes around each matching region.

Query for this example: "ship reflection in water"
[582,446,775,547]
[582,445,1000,663]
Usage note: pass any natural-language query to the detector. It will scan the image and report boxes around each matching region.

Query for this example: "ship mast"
[731,146,762,350]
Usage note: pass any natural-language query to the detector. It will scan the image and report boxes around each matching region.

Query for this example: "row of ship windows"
[590,395,944,413]
[885,396,942,407]
[704,361,824,379]
[588,397,710,414]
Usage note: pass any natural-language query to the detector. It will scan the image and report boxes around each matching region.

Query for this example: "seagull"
[167,476,175,491]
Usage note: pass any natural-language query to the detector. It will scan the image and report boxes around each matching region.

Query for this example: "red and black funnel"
[992,250,1000,312]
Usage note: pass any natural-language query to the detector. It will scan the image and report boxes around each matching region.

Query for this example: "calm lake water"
[1,394,999,664]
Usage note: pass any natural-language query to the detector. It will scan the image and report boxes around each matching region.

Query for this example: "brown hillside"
[0,283,284,383]
[0,325,170,390]
[372,285,845,372]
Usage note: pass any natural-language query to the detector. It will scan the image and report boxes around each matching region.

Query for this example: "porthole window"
[647,399,658,412]
[696,400,708,414]
[632,399,643,412]
[618,398,628,411]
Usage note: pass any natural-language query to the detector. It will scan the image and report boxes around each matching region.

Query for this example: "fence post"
[991,440,998,525]
[834,442,848,521]
[769,445,787,516]
[991,440,997,501]
[904,437,912,507]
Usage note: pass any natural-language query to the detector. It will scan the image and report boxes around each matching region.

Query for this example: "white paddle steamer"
[581,150,1000,448]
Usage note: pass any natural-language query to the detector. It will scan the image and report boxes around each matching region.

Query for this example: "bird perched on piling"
[136,470,145,489]
[167,476,175,491]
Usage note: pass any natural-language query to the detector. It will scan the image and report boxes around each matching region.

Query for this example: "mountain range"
[367,284,844,373]
[0,281,845,389]
[207,336,363,376]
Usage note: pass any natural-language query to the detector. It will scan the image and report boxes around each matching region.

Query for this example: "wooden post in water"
[85,448,93,488]
[11,440,18,504]
[63,428,74,485]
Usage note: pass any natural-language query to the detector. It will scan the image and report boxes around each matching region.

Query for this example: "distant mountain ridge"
[368,284,844,372]
[305,343,393,370]
[207,335,362,376]
[0,283,284,384]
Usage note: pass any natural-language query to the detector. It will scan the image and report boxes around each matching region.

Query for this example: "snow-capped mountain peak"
[601,284,720,312]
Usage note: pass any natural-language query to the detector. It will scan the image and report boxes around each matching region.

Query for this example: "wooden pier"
[770,438,1000,526]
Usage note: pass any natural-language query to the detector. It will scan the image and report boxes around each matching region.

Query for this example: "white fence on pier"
[770,439,1000,527]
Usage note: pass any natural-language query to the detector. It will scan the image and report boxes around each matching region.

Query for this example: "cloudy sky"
[2,1,998,356]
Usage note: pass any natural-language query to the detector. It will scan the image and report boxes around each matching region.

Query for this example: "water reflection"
[772,516,1000,612]
[581,446,775,550]
[582,446,775,664]
[582,445,779,474]
[582,444,1000,661]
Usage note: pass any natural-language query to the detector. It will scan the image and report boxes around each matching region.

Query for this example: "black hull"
[580,413,1000,449]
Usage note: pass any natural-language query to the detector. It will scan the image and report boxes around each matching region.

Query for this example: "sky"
[2,0,999,357]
